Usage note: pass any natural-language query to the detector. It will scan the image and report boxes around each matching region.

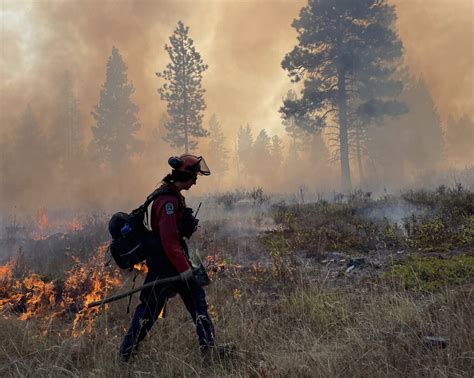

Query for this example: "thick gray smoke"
[0,0,472,215]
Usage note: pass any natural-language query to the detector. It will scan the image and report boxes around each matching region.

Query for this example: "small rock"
[348,257,366,267]
[423,336,447,349]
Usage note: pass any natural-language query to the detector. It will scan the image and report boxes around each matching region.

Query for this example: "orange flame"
[37,207,49,231]
[31,207,50,240]
[31,208,84,239]
[0,243,122,337]
[133,263,148,274]
[67,218,83,232]
[0,260,14,282]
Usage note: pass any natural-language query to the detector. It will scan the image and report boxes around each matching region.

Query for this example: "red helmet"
[168,154,211,176]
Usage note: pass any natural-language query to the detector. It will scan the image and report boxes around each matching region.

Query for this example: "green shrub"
[404,214,474,251]
[387,256,474,291]
[270,187,474,253]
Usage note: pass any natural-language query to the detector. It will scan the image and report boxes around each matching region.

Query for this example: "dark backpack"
[108,187,179,270]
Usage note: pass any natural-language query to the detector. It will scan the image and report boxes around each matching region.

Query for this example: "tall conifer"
[281,0,404,192]
[51,73,82,168]
[91,47,141,167]
[207,114,229,176]
[157,21,208,153]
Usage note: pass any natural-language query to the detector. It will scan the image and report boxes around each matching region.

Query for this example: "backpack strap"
[150,186,184,208]
[140,186,184,231]
[130,187,174,216]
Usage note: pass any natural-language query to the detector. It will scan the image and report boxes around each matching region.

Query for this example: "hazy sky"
[1,0,473,143]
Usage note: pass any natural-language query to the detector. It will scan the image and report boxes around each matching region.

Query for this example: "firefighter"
[119,154,231,361]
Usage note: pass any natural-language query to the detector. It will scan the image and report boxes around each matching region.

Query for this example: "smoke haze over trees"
[11,105,48,210]
[446,115,474,168]
[206,114,229,188]
[364,76,445,188]
[0,0,473,214]
[236,124,254,184]
[50,73,83,172]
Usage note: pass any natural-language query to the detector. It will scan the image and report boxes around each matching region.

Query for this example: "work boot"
[119,346,135,363]
[119,336,139,363]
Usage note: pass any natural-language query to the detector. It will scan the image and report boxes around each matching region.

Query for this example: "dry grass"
[0,266,472,377]
[1,187,473,377]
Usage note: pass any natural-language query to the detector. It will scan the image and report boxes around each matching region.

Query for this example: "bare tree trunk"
[337,68,352,193]
[292,135,298,162]
[181,33,189,154]
[235,137,241,183]
[336,23,352,194]
[355,126,365,186]
[184,123,189,154]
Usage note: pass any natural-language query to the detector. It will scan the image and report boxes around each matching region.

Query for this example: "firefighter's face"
[182,174,197,190]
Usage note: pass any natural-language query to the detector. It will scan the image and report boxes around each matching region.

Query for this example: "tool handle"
[87,274,181,308]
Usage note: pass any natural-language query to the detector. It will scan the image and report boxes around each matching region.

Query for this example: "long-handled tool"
[87,274,181,308]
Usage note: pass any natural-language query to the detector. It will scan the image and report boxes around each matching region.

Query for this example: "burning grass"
[0,267,472,376]
[0,186,472,376]
[0,244,122,337]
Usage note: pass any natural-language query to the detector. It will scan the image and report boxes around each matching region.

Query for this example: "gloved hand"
[192,264,210,287]
[179,268,194,281]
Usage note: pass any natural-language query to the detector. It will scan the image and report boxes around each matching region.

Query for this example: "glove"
[192,264,210,287]
[179,268,194,281]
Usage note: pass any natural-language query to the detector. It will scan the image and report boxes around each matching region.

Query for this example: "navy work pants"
[120,252,215,357]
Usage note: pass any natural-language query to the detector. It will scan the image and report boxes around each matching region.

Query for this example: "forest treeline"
[1,0,473,214]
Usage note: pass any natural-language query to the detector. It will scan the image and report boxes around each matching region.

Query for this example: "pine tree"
[270,135,284,171]
[254,129,271,153]
[281,0,404,192]
[253,129,272,161]
[237,124,254,181]
[401,77,443,174]
[251,129,272,184]
[349,66,408,185]
[307,131,329,165]
[91,46,142,167]
[282,89,310,162]
[157,21,208,153]
[51,72,82,168]
[13,105,48,204]
[207,114,229,176]
[17,104,43,152]
[366,76,444,183]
